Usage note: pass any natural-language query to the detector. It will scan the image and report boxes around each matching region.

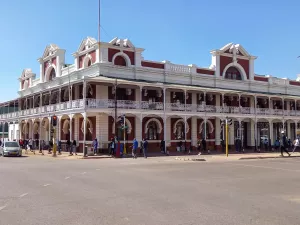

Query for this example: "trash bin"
[87,146,94,156]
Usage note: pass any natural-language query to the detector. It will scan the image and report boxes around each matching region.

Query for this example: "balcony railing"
[1,99,300,120]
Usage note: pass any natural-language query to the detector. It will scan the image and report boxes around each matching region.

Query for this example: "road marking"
[19,193,28,198]
[43,184,51,187]
[81,172,86,175]
[96,169,101,171]
[232,163,300,172]
[0,205,7,211]
[65,176,70,179]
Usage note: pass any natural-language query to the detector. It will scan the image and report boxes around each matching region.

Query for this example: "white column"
[13,121,16,140]
[135,116,142,144]
[83,112,87,155]
[191,116,197,147]
[69,114,73,141]
[287,121,291,139]
[58,116,61,141]
[56,56,61,77]
[215,118,221,146]
[204,117,207,140]
[48,117,51,143]
[269,121,273,145]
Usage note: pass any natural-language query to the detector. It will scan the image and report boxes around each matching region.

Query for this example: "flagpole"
[98,0,101,63]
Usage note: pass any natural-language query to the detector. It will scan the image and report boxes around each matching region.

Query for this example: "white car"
[0,141,22,157]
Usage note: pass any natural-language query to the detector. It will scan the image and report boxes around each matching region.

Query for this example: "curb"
[79,156,112,159]
[175,157,206,162]
[239,155,300,160]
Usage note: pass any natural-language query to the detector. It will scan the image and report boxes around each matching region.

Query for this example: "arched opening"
[147,121,158,140]
[49,68,56,81]
[224,67,242,80]
[87,59,92,67]
[114,55,127,66]
[174,121,185,140]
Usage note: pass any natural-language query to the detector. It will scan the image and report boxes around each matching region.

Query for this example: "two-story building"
[1,37,300,152]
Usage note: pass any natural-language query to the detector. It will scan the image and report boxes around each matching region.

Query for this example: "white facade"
[0,37,300,152]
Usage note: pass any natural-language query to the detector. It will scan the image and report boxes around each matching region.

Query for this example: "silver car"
[0,141,22,157]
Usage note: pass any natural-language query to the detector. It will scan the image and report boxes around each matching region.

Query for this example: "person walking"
[293,137,300,153]
[143,138,148,158]
[93,138,98,155]
[160,140,165,154]
[72,140,77,155]
[58,140,62,155]
[140,140,144,156]
[110,138,115,156]
[280,131,291,157]
[132,138,138,159]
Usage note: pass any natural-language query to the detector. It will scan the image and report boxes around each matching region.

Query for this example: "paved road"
[1,156,300,225]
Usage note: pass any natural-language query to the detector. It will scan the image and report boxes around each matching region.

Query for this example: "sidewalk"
[21,150,112,160]
[21,149,300,162]
[175,152,300,162]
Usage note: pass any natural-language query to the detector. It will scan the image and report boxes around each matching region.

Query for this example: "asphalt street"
[1,156,300,225]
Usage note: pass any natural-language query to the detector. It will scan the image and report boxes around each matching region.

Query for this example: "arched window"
[114,55,127,66]
[87,59,92,67]
[225,67,241,80]
[147,121,158,140]
[49,68,56,81]
[175,121,185,140]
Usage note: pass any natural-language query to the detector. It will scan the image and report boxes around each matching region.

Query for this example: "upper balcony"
[1,98,300,120]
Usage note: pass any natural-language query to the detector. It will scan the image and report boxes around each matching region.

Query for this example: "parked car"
[0,141,22,157]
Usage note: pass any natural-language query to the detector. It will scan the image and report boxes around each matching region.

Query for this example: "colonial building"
[1,37,300,152]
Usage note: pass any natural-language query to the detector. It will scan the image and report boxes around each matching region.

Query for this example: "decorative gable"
[220,43,251,57]
[78,37,97,52]
[42,44,60,59]
[109,37,134,48]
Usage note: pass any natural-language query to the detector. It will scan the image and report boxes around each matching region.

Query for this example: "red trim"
[196,68,215,75]
[141,61,165,69]
[290,81,300,86]
[254,76,268,82]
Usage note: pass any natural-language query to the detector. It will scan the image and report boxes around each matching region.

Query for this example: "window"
[175,122,185,140]
[225,67,241,80]
[114,55,127,66]
[49,68,56,81]
[147,121,158,140]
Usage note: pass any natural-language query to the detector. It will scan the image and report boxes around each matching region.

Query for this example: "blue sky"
[1,0,300,102]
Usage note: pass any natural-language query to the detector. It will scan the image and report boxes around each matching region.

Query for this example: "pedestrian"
[280,131,291,157]
[131,138,138,159]
[160,140,165,154]
[67,139,72,155]
[293,138,300,153]
[264,138,268,151]
[58,140,62,155]
[143,138,148,158]
[93,138,98,155]
[28,138,33,152]
[35,139,39,150]
[110,138,115,156]
[140,140,144,155]
[48,139,53,154]
[72,140,77,155]
[202,139,207,154]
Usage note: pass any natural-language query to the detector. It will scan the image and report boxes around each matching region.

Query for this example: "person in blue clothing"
[92,138,98,155]
[131,138,138,159]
